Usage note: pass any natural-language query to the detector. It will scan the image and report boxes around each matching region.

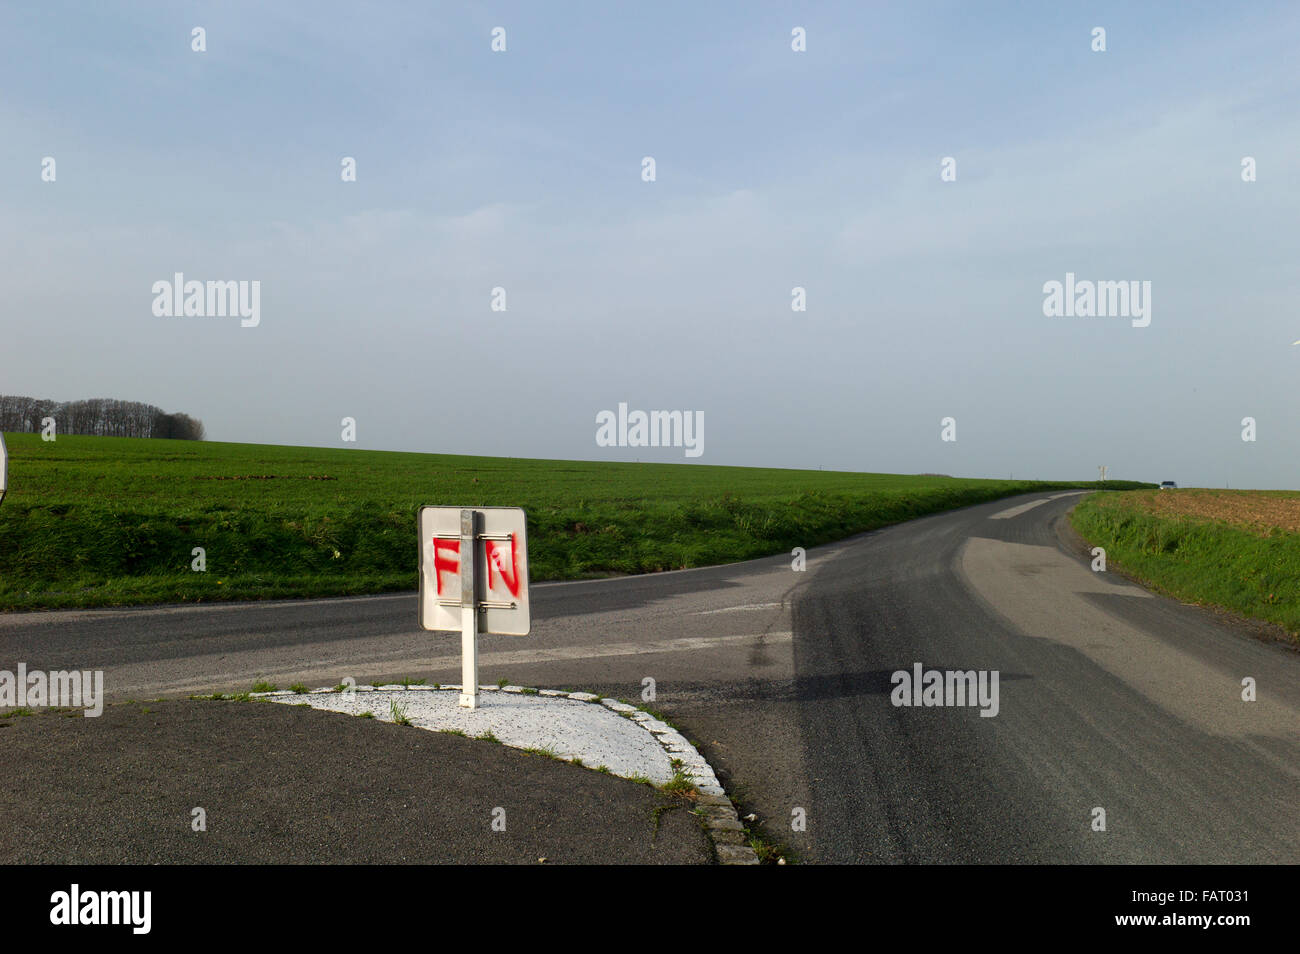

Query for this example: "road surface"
[2,491,1296,863]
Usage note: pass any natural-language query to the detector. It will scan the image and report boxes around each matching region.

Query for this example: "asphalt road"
[0,699,710,865]
[2,491,1296,863]
[794,492,1298,863]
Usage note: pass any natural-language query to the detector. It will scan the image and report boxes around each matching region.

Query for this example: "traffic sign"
[418,506,530,708]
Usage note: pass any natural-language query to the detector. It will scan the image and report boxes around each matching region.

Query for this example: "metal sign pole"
[459,508,479,709]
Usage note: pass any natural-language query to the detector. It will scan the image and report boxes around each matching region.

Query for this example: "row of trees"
[0,395,205,441]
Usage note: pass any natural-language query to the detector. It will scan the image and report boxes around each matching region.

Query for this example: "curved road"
[2,491,1296,863]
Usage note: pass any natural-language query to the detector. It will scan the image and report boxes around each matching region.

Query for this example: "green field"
[1071,490,1300,640]
[0,434,1149,611]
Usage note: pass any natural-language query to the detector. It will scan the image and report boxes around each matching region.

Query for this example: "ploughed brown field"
[1113,489,1300,536]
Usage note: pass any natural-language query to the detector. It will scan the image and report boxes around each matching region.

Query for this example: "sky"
[2,1,1298,488]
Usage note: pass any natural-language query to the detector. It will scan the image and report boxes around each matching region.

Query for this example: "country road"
[2,491,1297,863]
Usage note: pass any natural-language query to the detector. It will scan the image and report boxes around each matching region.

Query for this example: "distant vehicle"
[1159,481,1177,490]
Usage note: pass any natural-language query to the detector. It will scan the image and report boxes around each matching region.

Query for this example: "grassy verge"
[1070,490,1300,640]
[0,433,1149,610]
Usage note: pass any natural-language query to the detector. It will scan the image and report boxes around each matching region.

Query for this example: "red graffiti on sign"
[433,539,460,595]
[485,533,522,598]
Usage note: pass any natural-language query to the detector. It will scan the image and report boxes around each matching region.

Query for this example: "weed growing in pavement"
[660,771,699,798]
[523,746,560,759]
[390,700,411,725]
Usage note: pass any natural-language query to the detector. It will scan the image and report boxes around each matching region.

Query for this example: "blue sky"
[3,1,1298,487]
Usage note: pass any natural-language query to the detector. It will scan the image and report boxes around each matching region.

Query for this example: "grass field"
[1071,489,1300,640]
[0,433,1150,611]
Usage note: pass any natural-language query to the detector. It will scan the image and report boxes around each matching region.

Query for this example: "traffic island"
[257,683,760,864]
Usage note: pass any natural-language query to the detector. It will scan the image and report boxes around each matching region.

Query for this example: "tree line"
[0,395,205,441]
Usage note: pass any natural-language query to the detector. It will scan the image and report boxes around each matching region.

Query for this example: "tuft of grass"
[496,677,509,689]
[520,687,539,696]
[2,708,36,718]
[477,730,501,743]
[569,756,584,767]
[439,728,467,737]
[400,676,426,687]
[745,828,786,864]
[659,771,699,798]
[289,683,308,694]
[523,746,560,759]
[628,773,653,786]
[357,711,374,719]
[389,699,411,725]
[595,765,611,774]
[251,681,277,693]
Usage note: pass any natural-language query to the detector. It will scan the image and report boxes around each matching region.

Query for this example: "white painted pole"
[459,508,479,709]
